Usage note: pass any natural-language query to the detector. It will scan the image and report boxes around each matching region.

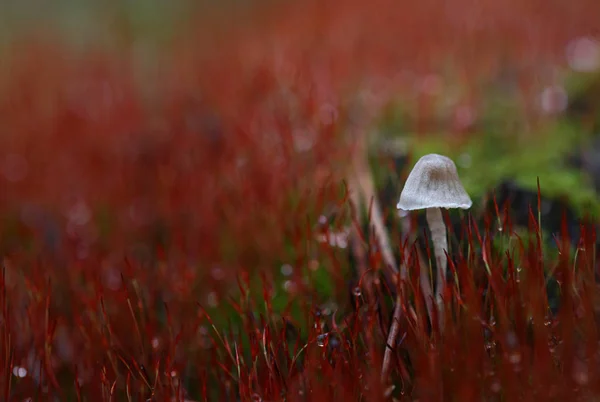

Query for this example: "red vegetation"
[0,1,600,400]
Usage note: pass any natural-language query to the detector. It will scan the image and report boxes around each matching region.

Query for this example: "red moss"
[0,1,600,400]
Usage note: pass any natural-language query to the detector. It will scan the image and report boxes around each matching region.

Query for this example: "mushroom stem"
[426,207,447,326]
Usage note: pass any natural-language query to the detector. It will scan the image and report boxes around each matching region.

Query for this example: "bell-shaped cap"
[397,153,472,211]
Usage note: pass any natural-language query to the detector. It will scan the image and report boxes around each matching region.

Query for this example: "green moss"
[385,118,600,218]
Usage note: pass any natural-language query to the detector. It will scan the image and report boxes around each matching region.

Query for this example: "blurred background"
[1,0,599,211]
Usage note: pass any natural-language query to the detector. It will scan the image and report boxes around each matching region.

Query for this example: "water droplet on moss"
[508,351,522,364]
[353,287,362,297]
[206,291,218,307]
[316,333,328,347]
[484,340,496,353]
[283,280,296,293]
[12,366,27,378]
[567,36,600,72]
[573,360,589,385]
[506,332,518,347]
[328,335,340,350]
[281,264,293,276]
[490,378,501,393]
[210,266,225,281]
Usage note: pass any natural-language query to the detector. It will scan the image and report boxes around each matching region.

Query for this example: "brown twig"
[347,141,399,293]
[348,176,374,299]
[380,294,403,384]
[352,156,401,284]
[347,137,437,388]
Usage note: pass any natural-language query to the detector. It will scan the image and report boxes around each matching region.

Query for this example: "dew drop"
[490,378,501,393]
[12,366,27,378]
[328,335,340,350]
[484,341,496,353]
[198,326,212,350]
[548,334,561,355]
[566,36,600,72]
[573,360,589,386]
[316,234,328,243]
[316,333,328,347]
[66,198,91,226]
[539,85,568,115]
[353,287,362,297]
[292,127,316,152]
[383,385,395,398]
[508,351,522,365]
[280,264,293,276]
[102,265,122,291]
[283,280,296,293]
[251,394,263,402]
[206,291,218,307]
[236,157,247,168]
[335,233,348,249]
[210,266,225,281]
[419,74,443,95]
[457,152,472,168]
[506,331,519,348]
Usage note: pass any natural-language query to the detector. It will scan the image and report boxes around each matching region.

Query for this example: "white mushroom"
[397,153,472,323]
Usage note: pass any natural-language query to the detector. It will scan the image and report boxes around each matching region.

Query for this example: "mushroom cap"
[397,153,472,211]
